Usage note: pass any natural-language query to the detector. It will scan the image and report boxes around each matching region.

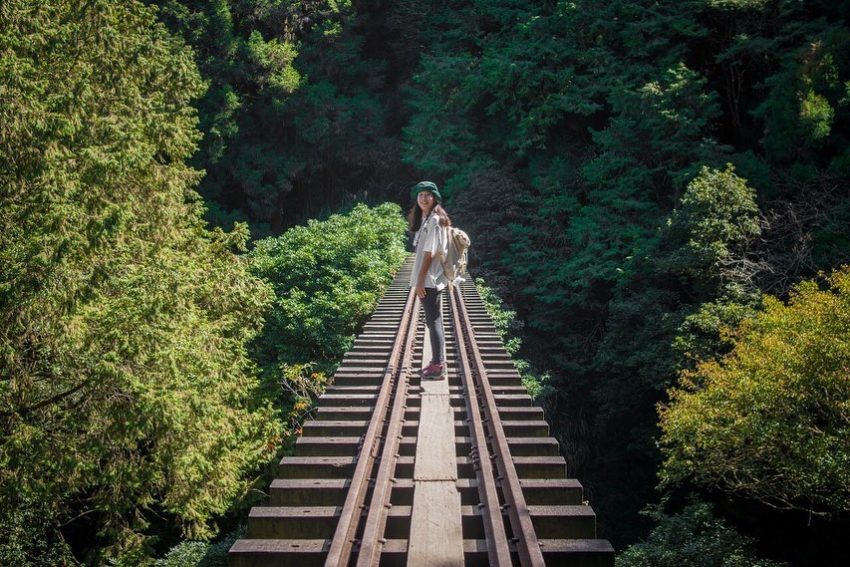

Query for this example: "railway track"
[230,258,614,566]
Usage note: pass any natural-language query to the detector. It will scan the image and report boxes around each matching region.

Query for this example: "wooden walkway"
[229,258,614,566]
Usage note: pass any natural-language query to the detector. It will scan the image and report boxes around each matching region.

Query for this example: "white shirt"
[410,213,449,290]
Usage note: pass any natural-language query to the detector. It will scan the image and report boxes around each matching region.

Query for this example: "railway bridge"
[230,259,614,566]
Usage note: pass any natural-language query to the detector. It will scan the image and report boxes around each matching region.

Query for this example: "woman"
[408,181,451,380]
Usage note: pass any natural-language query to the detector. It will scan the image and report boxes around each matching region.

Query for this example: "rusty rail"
[449,284,513,565]
[354,290,418,566]
[450,283,546,566]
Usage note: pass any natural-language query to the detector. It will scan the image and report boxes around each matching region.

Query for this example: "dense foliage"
[152,0,414,235]
[248,203,407,433]
[153,528,241,567]
[660,266,850,515]
[250,202,408,371]
[0,1,276,563]
[617,501,786,567]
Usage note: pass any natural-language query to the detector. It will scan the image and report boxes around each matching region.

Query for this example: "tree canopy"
[660,266,850,515]
[1,1,276,562]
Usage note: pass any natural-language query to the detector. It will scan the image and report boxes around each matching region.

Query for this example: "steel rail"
[324,288,419,567]
[453,283,547,566]
[355,291,419,566]
[449,285,513,565]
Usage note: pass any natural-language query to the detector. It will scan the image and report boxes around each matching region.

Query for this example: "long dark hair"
[407,203,451,234]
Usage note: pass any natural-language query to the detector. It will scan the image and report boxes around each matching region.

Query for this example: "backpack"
[440,226,471,283]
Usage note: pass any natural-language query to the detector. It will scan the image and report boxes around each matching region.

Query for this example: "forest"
[1,0,849,565]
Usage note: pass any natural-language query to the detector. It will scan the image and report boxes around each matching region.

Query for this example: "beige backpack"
[440,227,471,283]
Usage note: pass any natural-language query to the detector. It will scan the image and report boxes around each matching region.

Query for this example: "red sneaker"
[421,362,446,380]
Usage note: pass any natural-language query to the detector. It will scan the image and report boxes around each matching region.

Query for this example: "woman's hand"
[415,252,432,300]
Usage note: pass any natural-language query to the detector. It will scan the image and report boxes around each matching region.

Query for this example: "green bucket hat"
[411,181,442,203]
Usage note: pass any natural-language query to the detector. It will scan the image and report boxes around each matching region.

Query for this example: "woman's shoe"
[421,362,446,380]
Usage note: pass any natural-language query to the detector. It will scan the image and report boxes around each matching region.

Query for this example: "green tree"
[754,18,850,171]
[250,202,408,372]
[153,0,303,234]
[583,165,762,539]
[247,202,407,446]
[0,1,276,562]
[660,266,850,514]
[617,501,786,567]
[155,0,412,234]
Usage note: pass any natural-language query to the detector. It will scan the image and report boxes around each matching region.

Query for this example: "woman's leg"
[422,287,445,363]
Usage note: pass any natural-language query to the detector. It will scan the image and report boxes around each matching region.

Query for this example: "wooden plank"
[413,395,455,480]
[414,319,455,480]
[407,481,464,567]
[406,326,463,566]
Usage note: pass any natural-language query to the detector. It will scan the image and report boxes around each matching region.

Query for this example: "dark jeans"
[422,287,445,363]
